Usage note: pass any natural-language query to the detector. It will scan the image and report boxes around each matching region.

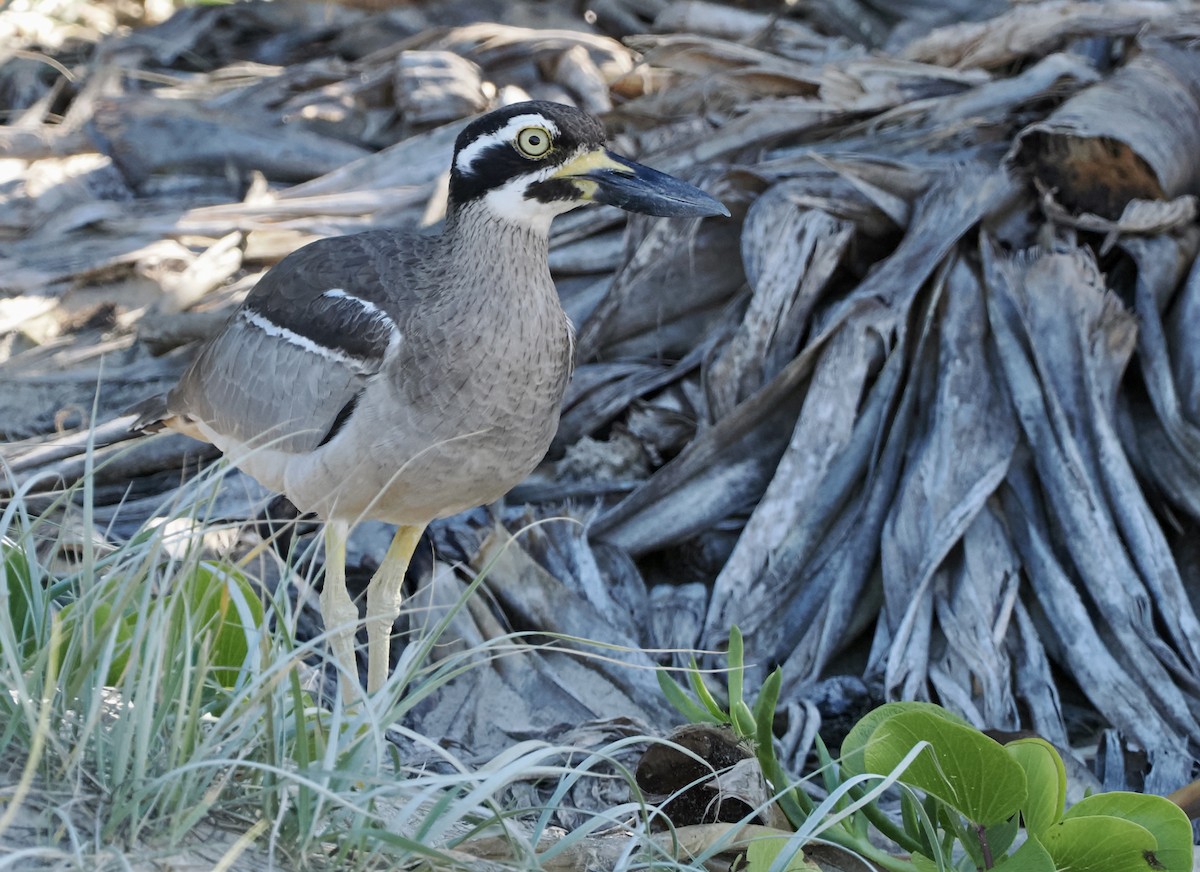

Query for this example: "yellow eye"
[515,126,552,158]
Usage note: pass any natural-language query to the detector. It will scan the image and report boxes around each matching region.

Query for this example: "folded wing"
[168,235,402,454]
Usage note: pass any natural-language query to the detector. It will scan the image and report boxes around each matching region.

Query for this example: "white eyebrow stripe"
[454,114,560,174]
[240,309,381,373]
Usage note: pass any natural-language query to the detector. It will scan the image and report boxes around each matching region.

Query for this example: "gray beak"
[587,151,730,218]
[553,148,730,218]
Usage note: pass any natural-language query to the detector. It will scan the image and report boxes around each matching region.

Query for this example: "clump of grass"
[0,446,702,871]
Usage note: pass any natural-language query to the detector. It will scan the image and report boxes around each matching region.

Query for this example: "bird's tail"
[124,394,172,434]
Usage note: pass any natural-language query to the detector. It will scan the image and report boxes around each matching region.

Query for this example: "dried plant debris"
[4,0,1200,789]
[1009,40,1200,219]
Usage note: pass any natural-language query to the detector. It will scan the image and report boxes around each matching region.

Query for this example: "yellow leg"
[365,524,425,695]
[320,521,359,706]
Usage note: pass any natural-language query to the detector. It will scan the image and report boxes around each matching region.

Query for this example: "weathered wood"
[879,256,1017,703]
[1009,42,1200,218]
[708,195,852,417]
[986,242,1200,752]
[87,95,371,186]
[902,1,1191,70]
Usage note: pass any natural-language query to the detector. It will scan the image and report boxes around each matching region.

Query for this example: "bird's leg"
[320,521,360,706]
[365,524,425,695]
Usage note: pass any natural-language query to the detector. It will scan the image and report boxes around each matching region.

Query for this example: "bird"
[131,101,728,703]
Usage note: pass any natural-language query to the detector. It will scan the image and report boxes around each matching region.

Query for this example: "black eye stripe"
[450,141,550,202]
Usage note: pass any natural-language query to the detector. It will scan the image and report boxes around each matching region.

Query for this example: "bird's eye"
[515,126,553,158]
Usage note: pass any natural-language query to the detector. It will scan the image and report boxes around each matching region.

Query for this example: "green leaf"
[744,837,820,872]
[57,600,137,685]
[863,710,1027,825]
[728,626,745,710]
[910,853,941,872]
[946,812,987,869]
[657,669,723,725]
[2,545,39,659]
[840,701,970,776]
[985,815,1020,859]
[686,656,729,722]
[1039,815,1159,872]
[182,562,263,689]
[1005,738,1066,834]
[998,836,1055,872]
[814,734,841,801]
[902,788,933,855]
[731,699,757,740]
[752,668,782,734]
[751,669,795,818]
[1063,792,1193,872]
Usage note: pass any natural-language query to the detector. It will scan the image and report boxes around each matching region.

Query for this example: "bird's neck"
[442,200,553,290]
[423,200,573,391]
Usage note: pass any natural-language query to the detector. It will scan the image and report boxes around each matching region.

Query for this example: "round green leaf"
[183,562,263,689]
[2,545,40,660]
[999,835,1056,872]
[863,710,1027,825]
[985,815,1020,858]
[1039,815,1159,872]
[57,600,137,685]
[1064,792,1193,872]
[744,837,821,872]
[840,701,970,775]
[1005,737,1066,834]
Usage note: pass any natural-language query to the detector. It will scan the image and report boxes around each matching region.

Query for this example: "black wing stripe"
[317,390,363,447]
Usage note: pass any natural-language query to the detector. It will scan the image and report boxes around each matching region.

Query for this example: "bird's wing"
[168,234,403,454]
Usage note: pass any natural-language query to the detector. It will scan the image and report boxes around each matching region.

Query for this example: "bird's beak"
[552,148,730,218]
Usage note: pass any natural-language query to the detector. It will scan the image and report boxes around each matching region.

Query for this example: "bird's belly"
[279,399,561,525]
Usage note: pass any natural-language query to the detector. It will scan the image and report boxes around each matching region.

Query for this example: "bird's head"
[447,101,729,233]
